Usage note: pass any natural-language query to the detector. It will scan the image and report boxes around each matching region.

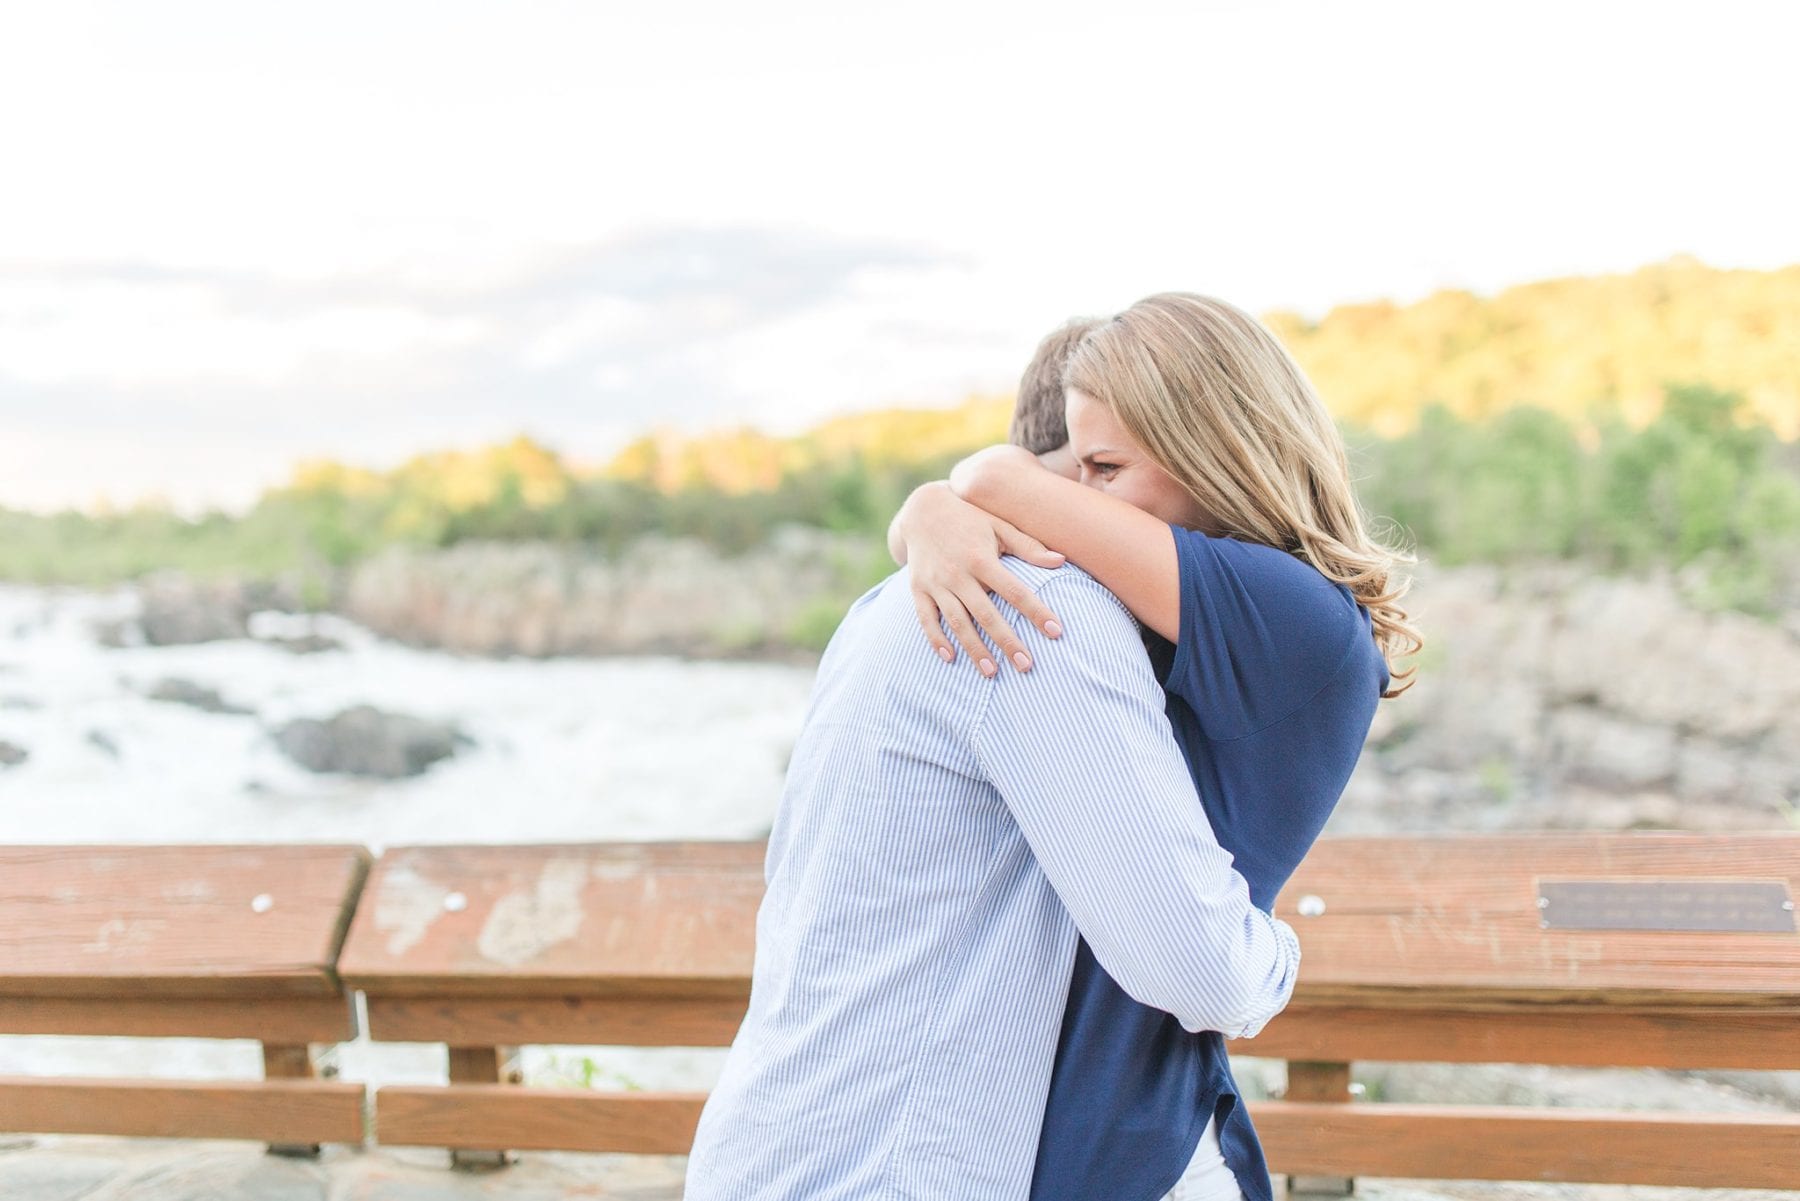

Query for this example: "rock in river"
[144,677,256,716]
[272,705,469,779]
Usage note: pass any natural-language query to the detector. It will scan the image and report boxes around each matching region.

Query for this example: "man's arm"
[967,569,1299,1037]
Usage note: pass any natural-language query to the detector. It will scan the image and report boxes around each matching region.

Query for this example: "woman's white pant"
[1158,1114,1247,1201]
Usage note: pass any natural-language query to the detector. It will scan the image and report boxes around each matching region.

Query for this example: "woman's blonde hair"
[1065,292,1422,697]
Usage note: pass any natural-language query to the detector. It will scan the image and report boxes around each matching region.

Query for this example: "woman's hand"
[889,481,1066,675]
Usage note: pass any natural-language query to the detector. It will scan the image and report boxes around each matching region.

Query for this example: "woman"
[888,293,1421,1201]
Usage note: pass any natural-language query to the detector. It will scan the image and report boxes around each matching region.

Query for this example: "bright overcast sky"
[2,0,1797,512]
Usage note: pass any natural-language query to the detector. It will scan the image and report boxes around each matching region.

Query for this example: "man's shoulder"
[996,557,1111,601]
[1003,560,1142,635]
[857,558,1118,606]
[835,561,1130,662]
[840,560,1136,660]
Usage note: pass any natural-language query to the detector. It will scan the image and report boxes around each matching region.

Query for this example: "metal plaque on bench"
[1536,879,1797,933]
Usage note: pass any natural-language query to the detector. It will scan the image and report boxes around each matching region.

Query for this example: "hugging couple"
[686,293,1421,1201]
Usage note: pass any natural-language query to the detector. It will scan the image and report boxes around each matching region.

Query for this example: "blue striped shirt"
[684,559,1302,1201]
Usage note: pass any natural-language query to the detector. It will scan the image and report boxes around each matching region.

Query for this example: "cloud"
[0,224,955,418]
[0,226,998,508]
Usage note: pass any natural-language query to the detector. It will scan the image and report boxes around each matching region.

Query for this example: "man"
[682,322,1301,1201]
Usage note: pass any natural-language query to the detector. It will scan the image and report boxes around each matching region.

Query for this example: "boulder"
[258,633,345,655]
[136,576,252,645]
[130,574,304,647]
[1547,707,1677,790]
[144,677,255,716]
[337,529,877,658]
[0,740,27,768]
[272,705,469,779]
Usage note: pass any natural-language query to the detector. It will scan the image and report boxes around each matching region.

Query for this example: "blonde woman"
[888,294,1420,1201]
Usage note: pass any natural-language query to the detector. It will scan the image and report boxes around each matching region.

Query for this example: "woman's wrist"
[949,444,1041,502]
[887,481,955,565]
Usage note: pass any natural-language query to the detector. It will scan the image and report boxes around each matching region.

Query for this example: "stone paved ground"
[0,1137,687,1201]
[4,1137,1798,1201]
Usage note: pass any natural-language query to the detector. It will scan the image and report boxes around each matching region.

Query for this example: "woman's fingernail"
[979,658,997,677]
[1044,621,1062,638]
[1012,651,1032,672]
[937,645,954,663]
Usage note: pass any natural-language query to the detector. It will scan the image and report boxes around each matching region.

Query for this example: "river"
[0,583,818,1092]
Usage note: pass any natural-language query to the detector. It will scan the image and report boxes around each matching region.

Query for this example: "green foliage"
[1353,384,1800,612]
[2,363,1795,627]
[1476,757,1516,804]
[531,1052,644,1091]
[783,543,897,651]
[785,597,857,653]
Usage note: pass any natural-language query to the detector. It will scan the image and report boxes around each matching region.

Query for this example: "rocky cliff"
[96,536,1800,834]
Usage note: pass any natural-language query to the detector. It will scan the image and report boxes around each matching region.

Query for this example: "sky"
[2,0,1797,513]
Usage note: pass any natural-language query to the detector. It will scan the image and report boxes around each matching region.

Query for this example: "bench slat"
[0,1076,365,1144]
[1275,833,1800,1002]
[1251,1100,1800,1190]
[1232,1003,1800,1070]
[374,1087,1800,1189]
[364,995,745,1046]
[376,1085,704,1154]
[364,994,1800,1071]
[0,995,356,1042]
[338,843,763,997]
[0,845,370,999]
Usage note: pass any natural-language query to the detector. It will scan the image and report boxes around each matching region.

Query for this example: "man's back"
[684,561,1299,1201]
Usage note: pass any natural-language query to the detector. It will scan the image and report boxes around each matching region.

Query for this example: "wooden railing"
[4,833,1799,1193]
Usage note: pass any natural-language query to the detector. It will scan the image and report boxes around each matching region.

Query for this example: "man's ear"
[1037,443,1080,481]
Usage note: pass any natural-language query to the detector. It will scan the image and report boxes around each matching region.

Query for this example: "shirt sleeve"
[1164,527,1363,742]
[968,568,1300,1038]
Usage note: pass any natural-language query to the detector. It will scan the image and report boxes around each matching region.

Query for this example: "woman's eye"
[1094,462,1120,477]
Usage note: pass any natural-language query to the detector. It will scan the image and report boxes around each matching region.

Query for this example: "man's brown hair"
[1010,317,1104,453]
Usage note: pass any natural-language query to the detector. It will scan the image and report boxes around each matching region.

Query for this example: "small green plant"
[785,596,854,652]
[1476,756,1516,803]
[533,1051,645,1091]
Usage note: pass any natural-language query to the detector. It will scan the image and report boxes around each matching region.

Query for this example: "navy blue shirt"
[1029,527,1389,1201]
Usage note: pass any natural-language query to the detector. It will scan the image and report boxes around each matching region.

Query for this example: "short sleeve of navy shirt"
[1028,526,1389,1201]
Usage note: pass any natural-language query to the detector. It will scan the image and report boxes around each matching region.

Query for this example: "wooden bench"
[339,833,1800,1191]
[338,841,762,1167]
[1234,832,1800,1193]
[0,844,369,1153]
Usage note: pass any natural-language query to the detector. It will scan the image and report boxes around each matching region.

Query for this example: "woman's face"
[1066,387,1209,530]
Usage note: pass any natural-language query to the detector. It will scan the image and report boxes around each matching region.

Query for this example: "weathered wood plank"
[1284,1061,1352,1103]
[339,842,764,997]
[1274,833,1800,1002]
[1250,1101,1800,1189]
[341,836,1800,1005]
[447,1045,519,1085]
[1232,1002,1800,1069]
[376,1085,705,1154]
[0,1076,365,1144]
[0,994,356,1041]
[0,845,371,998]
[374,1090,1800,1189]
[363,995,747,1046]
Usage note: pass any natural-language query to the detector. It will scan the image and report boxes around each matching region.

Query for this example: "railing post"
[448,1044,522,1170]
[262,1043,326,1158]
[1284,1059,1355,1199]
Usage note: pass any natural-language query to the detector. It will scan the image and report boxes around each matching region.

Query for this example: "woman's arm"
[949,445,1183,640]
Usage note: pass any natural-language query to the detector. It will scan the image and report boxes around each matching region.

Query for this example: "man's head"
[1010,317,1104,454]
